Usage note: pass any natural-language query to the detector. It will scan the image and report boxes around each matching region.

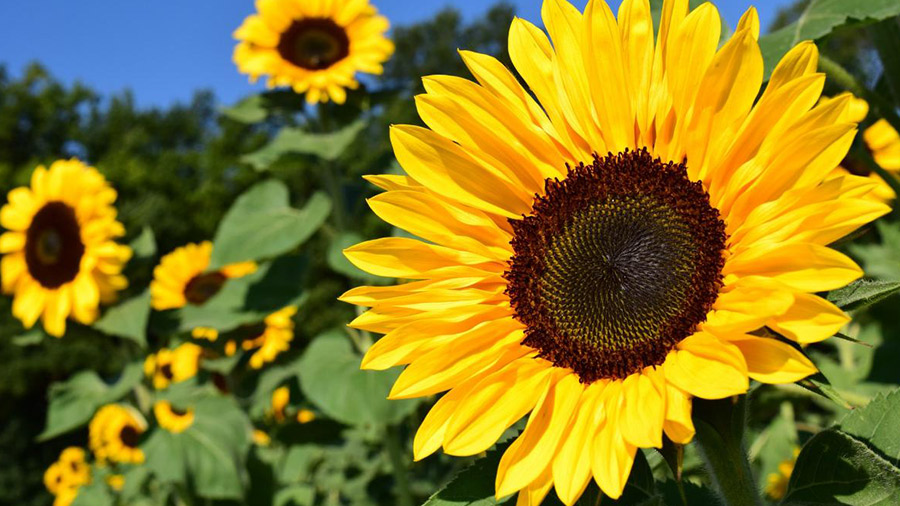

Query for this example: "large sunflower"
[233,0,394,104]
[0,159,131,337]
[89,404,146,464]
[150,241,256,310]
[341,0,890,502]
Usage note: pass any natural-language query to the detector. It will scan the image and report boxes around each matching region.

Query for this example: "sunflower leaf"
[421,440,513,506]
[38,361,144,440]
[93,290,151,347]
[209,180,331,269]
[241,120,367,170]
[759,0,900,79]
[827,279,900,312]
[797,372,853,409]
[782,388,900,504]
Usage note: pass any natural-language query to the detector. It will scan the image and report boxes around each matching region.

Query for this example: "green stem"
[693,396,762,506]
[384,426,414,506]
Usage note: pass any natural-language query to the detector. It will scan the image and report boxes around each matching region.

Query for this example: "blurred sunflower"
[144,342,203,389]
[342,0,890,502]
[89,404,146,464]
[827,97,900,202]
[153,400,195,433]
[271,385,290,422]
[44,447,91,506]
[192,326,219,341]
[297,409,316,424]
[150,241,256,310]
[765,448,800,500]
[233,0,394,104]
[106,474,125,492]
[242,306,298,369]
[0,159,131,337]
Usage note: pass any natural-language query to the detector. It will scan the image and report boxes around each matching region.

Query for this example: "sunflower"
[44,447,91,504]
[341,0,890,502]
[143,342,203,390]
[192,326,219,341]
[0,159,131,337]
[271,385,290,422]
[153,400,195,433]
[826,97,900,202]
[233,0,394,104]
[150,241,256,311]
[106,474,125,492]
[297,409,316,424]
[89,404,146,464]
[765,448,800,500]
[242,306,298,369]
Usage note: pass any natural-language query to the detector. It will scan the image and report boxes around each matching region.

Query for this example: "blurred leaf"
[750,402,798,490]
[298,330,419,427]
[143,395,252,499]
[421,440,512,506]
[850,222,900,280]
[209,180,331,269]
[783,389,900,504]
[827,279,900,312]
[278,445,324,485]
[221,95,269,124]
[11,328,44,347]
[274,484,315,506]
[241,120,367,170]
[327,231,391,284]
[167,255,307,333]
[70,481,114,506]
[760,0,900,78]
[797,371,853,409]
[93,291,151,347]
[39,361,143,440]
[868,18,900,104]
[129,226,157,261]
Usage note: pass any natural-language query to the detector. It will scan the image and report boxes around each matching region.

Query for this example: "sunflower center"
[506,150,726,383]
[169,405,188,417]
[278,18,350,71]
[25,201,85,289]
[159,363,174,380]
[119,426,140,448]
[184,272,227,305]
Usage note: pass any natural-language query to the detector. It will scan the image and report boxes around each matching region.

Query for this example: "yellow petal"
[665,332,748,399]
[552,382,604,506]
[729,336,817,384]
[590,409,637,500]
[515,465,554,506]
[618,368,665,448]
[344,237,498,279]
[768,292,849,344]
[724,242,862,292]
[663,383,695,444]
[413,371,487,461]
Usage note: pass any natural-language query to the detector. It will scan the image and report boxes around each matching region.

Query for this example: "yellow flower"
[242,306,297,369]
[825,97,900,202]
[252,429,272,446]
[225,340,238,357]
[106,474,125,492]
[766,448,800,500]
[0,159,131,337]
[192,326,220,341]
[271,385,290,422]
[52,487,79,506]
[297,409,316,424]
[144,342,203,390]
[44,447,91,498]
[89,404,146,464]
[341,0,890,502]
[233,0,394,104]
[153,400,195,433]
[150,241,256,310]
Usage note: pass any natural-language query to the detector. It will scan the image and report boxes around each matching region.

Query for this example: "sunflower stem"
[693,396,762,506]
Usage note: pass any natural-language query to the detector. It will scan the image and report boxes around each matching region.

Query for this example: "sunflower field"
[3,0,900,505]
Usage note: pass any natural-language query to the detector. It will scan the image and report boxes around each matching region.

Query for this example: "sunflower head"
[89,404,146,464]
[242,306,297,369]
[0,159,131,337]
[106,474,125,492]
[144,343,203,390]
[271,385,290,422]
[150,241,256,311]
[153,400,195,433]
[43,447,91,498]
[342,0,891,502]
[233,0,394,104]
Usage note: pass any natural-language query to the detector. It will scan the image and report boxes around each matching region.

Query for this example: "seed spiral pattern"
[506,149,727,383]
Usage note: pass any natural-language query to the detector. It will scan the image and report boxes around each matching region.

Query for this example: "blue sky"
[0,0,791,108]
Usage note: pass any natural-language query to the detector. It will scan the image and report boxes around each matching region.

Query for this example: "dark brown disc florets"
[278,18,350,71]
[25,201,85,289]
[505,149,727,383]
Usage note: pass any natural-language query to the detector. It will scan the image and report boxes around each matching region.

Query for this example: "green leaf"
[93,291,151,347]
[421,440,513,506]
[209,180,331,269]
[797,371,853,409]
[274,484,316,506]
[298,330,420,427]
[70,482,114,506]
[12,328,44,346]
[827,279,900,312]
[39,361,144,440]
[167,255,307,333]
[278,445,324,484]
[241,120,367,170]
[221,95,269,124]
[783,388,900,504]
[143,395,253,500]
[869,18,900,105]
[850,221,900,281]
[760,0,900,78]
[750,402,798,490]
[129,226,157,261]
